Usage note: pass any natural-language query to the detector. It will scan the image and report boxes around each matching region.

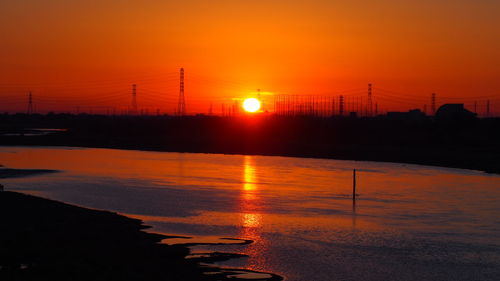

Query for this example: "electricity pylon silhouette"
[27,92,34,114]
[177,68,186,116]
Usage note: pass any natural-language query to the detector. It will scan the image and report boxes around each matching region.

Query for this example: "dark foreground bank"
[0,191,282,281]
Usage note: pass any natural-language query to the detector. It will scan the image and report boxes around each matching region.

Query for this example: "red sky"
[1,0,499,115]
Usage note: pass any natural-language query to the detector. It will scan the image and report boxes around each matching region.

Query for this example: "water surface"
[1,146,499,281]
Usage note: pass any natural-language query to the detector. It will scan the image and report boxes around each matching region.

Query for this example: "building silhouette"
[435,104,476,122]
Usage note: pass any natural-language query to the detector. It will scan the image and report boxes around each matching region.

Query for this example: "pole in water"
[353,169,356,201]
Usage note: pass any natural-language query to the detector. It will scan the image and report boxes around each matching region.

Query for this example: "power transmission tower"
[367,83,373,117]
[431,93,436,115]
[131,84,138,115]
[27,92,34,114]
[331,97,336,116]
[177,68,186,116]
[339,95,344,116]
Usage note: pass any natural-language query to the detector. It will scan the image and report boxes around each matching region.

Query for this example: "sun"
[243,98,261,113]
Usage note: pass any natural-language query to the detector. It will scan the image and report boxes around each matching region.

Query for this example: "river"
[1,146,499,281]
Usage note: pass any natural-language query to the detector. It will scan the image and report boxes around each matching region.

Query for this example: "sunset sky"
[1,0,499,114]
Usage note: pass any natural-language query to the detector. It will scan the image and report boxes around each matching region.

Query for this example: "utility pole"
[27,92,34,114]
[353,169,357,201]
[486,100,490,117]
[177,68,186,116]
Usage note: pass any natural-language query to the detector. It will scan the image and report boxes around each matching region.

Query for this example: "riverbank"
[0,190,206,280]
[0,189,282,281]
[0,168,59,178]
[1,114,499,174]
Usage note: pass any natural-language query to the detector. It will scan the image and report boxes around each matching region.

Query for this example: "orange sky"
[1,0,499,115]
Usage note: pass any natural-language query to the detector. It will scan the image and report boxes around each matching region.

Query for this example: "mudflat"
[0,191,210,281]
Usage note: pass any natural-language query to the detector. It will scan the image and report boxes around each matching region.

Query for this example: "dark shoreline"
[1,114,499,174]
[0,190,282,281]
[0,168,59,179]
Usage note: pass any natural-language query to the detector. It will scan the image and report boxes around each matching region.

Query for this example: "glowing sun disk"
[243,98,261,113]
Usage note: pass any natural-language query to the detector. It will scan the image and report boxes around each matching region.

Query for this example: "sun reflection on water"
[239,156,267,270]
[241,156,261,229]
[243,156,257,192]
[242,213,262,228]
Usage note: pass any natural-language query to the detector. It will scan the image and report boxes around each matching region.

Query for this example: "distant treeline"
[1,113,500,173]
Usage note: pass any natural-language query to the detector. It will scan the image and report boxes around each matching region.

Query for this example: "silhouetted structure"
[387,109,426,121]
[131,84,138,115]
[27,92,34,115]
[367,84,373,117]
[339,95,344,116]
[177,68,186,116]
[435,104,476,122]
[431,93,436,115]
